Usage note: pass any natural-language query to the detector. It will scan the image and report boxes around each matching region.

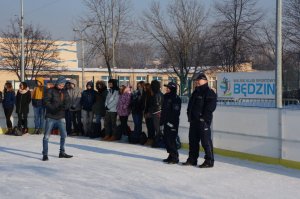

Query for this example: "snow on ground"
[0,134,299,199]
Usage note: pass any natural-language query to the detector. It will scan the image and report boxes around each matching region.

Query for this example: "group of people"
[2,72,217,168]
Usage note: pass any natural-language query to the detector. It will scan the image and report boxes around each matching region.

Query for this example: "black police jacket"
[160,93,181,128]
[187,83,217,124]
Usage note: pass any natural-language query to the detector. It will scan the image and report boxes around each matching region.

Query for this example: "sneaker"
[181,159,197,166]
[199,160,214,168]
[59,152,73,158]
[42,155,49,161]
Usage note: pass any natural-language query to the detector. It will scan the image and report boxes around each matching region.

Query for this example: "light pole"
[20,0,25,81]
[73,25,91,89]
[276,0,282,108]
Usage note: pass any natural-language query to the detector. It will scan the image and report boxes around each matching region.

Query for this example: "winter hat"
[55,76,67,85]
[164,82,177,93]
[69,79,77,86]
[86,81,94,88]
[193,73,207,81]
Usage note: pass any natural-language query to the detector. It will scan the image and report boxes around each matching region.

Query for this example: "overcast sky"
[0,0,276,41]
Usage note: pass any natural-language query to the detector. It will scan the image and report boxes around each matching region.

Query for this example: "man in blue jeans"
[42,76,73,161]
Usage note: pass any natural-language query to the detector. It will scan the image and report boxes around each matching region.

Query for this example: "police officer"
[183,73,217,168]
[161,82,181,164]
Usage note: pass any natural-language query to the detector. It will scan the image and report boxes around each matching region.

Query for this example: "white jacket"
[105,89,119,112]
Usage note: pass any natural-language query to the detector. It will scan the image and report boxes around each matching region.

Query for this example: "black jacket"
[187,83,217,124]
[131,89,146,115]
[16,90,31,114]
[160,92,181,128]
[45,87,70,120]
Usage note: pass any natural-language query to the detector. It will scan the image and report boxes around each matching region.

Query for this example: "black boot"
[199,160,214,168]
[181,158,197,166]
[42,155,49,161]
[59,152,73,158]
[167,158,179,164]
[162,155,171,163]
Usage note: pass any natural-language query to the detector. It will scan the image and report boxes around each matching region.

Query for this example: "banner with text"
[217,71,275,99]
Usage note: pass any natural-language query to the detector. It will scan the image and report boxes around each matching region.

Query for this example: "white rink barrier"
[0,104,299,167]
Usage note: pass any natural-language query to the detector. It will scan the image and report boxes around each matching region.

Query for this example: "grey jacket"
[67,79,82,111]
[105,89,119,113]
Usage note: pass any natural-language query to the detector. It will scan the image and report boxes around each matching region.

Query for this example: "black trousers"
[104,112,117,136]
[164,125,179,159]
[17,112,28,129]
[65,110,82,135]
[4,107,14,128]
[119,116,128,136]
[188,121,214,163]
[145,117,155,139]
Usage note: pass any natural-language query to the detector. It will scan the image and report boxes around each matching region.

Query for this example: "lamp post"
[276,0,282,108]
[20,0,25,81]
[73,25,91,89]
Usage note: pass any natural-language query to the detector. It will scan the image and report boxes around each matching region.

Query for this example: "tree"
[115,42,155,68]
[79,0,132,78]
[140,0,208,95]
[0,20,59,81]
[284,0,300,50]
[211,0,264,72]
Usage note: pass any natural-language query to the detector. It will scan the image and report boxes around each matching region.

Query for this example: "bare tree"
[140,0,207,95]
[0,19,59,81]
[115,42,155,68]
[284,0,300,50]
[211,0,264,72]
[79,0,132,78]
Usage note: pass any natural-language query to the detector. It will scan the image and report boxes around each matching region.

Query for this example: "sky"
[0,0,276,41]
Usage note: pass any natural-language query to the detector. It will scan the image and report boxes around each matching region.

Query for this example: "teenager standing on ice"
[183,73,217,168]
[42,76,73,161]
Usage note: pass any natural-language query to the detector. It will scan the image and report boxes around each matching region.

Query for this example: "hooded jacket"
[117,87,131,116]
[81,81,96,111]
[45,86,70,120]
[32,77,45,107]
[67,79,82,111]
[16,88,31,114]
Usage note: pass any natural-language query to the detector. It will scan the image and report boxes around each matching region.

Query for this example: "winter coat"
[187,83,217,125]
[81,89,96,111]
[67,79,82,111]
[44,87,70,120]
[160,92,181,128]
[92,89,108,117]
[2,90,16,109]
[105,89,119,113]
[117,89,131,117]
[32,77,45,107]
[16,89,31,114]
[131,89,146,115]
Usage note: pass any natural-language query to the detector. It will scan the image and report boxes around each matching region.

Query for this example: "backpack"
[152,133,166,148]
[12,127,23,136]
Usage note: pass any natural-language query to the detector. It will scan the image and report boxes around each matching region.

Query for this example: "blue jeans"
[42,118,67,156]
[33,106,45,129]
[132,114,143,135]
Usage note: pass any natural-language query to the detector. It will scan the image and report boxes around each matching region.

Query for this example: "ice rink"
[0,134,299,199]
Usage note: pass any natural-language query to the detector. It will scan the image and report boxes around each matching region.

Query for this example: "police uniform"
[184,73,217,168]
[160,82,181,164]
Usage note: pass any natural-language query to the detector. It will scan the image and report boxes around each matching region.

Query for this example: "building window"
[168,77,177,83]
[136,76,146,81]
[152,76,162,81]
[119,76,130,82]
[101,76,109,84]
